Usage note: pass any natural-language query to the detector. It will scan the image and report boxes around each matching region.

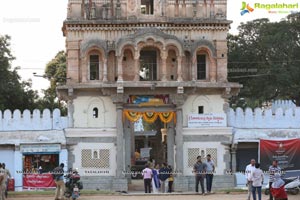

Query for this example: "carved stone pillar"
[117,56,123,82]
[182,1,186,17]
[116,103,125,178]
[134,50,140,81]
[177,56,183,81]
[167,122,175,169]
[192,54,197,81]
[175,106,183,173]
[210,0,215,18]
[175,0,179,17]
[103,58,108,82]
[161,51,167,81]
[116,0,121,19]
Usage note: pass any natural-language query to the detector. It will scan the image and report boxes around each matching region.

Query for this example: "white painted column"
[116,104,125,177]
[67,99,74,128]
[14,150,23,191]
[59,149,68,172]
[175,107,183,173]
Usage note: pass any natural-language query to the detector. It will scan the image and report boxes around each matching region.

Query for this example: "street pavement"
[8,193,300,200]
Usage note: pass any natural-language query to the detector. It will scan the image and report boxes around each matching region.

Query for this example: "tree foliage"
[36,51,67,115]
[228,17,300,108]
[0,35,39,111]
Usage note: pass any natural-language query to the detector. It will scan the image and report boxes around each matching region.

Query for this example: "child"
[270,173,288,200]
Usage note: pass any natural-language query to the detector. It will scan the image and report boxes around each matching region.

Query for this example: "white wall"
[73,96,116,128]
[0,108,67,131]
[183,142,227,176]
[228,107,300,128]
[72,142,116,176]
[182,95,225,127]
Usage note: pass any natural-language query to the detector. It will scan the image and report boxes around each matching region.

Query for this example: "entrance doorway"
[133,117,166,168]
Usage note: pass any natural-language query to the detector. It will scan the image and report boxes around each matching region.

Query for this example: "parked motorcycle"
[64,169,83,200]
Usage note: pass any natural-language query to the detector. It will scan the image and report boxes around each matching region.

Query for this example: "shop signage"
[20,144,61,153]
[23,173,56,188]
[187,113,227,127]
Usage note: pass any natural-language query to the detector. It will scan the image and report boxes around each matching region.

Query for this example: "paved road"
[8,193,300,200]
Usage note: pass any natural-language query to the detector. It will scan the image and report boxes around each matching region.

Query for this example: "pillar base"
[112,178,128,192]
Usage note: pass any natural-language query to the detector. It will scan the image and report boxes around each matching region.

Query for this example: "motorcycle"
[64,169,83,200]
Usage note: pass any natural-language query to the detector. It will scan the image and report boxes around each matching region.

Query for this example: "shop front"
[20,144,63,189]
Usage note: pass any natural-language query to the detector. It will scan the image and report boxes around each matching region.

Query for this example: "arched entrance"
[122,96,176,191]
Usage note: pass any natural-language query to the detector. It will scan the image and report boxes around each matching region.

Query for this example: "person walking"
[2,163,11,198]
[245,159,256,200]
[0,163,7,200]
[205,154,215,194]
[142,164,153,193]
[269,160,281,200]
[151,164,160,193]
[271,173,288,200]
[53,163,65,200]
[193,156,207,195]
[251,163,264,200]
[158,163,170,193]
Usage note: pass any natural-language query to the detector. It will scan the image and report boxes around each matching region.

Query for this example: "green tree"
[36,51,67,115]
[0,35,39,111]
[228,18,300,108]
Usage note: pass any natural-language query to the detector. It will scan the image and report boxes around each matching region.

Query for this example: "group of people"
[245,159,287,200]
[0,163,11,200]
[193,154,215,195]
[142,162,174,193]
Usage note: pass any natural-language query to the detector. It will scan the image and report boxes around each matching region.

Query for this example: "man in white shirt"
[250,163,264,200]
[245,159,256,200]
[205,154,215,194]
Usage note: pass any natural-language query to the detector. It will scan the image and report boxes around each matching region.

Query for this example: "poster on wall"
[23,173,56,189]
[260,139,300,171]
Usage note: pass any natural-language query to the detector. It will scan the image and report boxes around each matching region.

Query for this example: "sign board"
[188,113,227,127]
[260,139,300,170]
[20,144,61,153]
[140,148,152,158]
[23,173,56,188]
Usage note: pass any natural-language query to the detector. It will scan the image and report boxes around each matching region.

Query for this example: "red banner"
[23,173,56,188]
[260,139,300,171]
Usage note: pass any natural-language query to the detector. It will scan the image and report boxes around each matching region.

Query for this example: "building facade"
[58,0,241,191]
[0,109,68,191]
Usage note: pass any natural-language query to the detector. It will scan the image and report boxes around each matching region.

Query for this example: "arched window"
[197,54,206,80]
[90,55,99,80]
[93,107,98,118]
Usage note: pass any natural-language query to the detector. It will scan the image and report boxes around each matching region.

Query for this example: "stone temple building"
[58,0,241,191]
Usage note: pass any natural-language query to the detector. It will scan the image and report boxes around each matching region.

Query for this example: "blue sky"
[0,0,297,93]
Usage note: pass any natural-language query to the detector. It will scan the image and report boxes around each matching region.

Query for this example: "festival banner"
[23,173,56,188]
[260,139,300,171]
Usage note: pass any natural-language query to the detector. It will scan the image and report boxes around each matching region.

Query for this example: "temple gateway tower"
[59,0,240,191]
